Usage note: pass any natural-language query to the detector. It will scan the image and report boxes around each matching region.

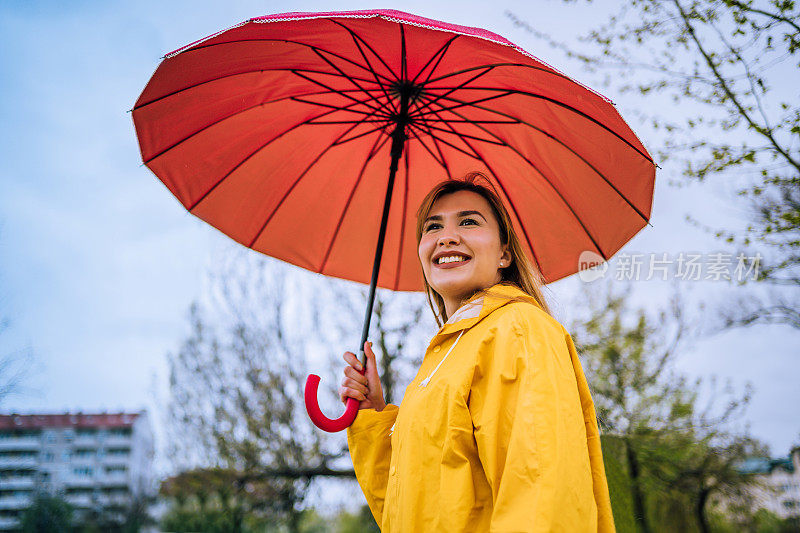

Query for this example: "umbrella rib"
[415,122,506,146]
[191,97,388,213]
[411,113,483,160]
[309,48,397,118]
[245,121,385,249]
[414,125,482,160]
[319,133,392,272]
[329,20,399,115]
[419,92,651,224]
[156,37,394,80]
[426,131,453,178]
[401,24,407,82]
[411,92,514,121]
[329,19,401,83]
[424,62,575,86]
[291,96,392,119]
[406,123,447,169]
[413,67,496,118]
[392,139,411,292]
[144,92,377,165]
[309,119,391,124]
[417,87,653,164]
[412,118,520,124]
[410,35,460,87]
[133,67,384,111]
[291,70,387,115]
[333,124,393,146]
[418,94,609,259]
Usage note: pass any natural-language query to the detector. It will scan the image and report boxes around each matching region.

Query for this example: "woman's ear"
[499,245,512,267]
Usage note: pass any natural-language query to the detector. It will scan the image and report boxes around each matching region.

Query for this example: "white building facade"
[736,446,800,520]
[0,411,154,530]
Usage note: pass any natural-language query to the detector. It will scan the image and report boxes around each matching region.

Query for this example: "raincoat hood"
[347,282,615,532]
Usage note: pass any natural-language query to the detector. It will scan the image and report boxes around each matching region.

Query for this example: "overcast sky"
[1,0,798,490]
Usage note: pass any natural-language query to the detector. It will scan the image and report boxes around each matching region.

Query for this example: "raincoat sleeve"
[346,404,399,527]
[469,313,615,532]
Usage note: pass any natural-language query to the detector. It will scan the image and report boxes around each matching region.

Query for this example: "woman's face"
[418,190,512,312]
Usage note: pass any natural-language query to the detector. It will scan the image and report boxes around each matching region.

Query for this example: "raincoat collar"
[436,282,541,337]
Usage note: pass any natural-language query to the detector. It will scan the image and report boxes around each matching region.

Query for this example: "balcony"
[0,456,37,468]
[0,477,34,490]
[0,516,20,530]
[63,476,95,488]
[0,494,31,510]
[102,436,131,448]
[64,494,94,508]
[102,454,130,466]
[0,437,40,451]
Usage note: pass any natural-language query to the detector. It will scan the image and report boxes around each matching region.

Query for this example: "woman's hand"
[339,341,387,412]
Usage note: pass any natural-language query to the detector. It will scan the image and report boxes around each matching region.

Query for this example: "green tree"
[507,0,800,329]
[334,504,380,533]
[163,250,432,531]
[20,492,73,533]
[571,279,760,532]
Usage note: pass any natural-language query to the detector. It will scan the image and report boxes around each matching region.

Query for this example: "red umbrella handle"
[304,372,362,432]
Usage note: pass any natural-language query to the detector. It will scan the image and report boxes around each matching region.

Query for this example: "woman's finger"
[341,377,368,396]
[342,351,364,372]
[344,365,367,385]
[340,386,366,402]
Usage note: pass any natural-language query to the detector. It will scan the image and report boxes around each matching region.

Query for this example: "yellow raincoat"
[346,282,615,532]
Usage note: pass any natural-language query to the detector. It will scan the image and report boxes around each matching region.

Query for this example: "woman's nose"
[437,228,460,246]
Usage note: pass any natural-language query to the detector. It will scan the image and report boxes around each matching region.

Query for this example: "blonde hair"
[415,172,552,327]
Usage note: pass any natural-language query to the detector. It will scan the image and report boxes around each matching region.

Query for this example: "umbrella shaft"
[358,91,411,367]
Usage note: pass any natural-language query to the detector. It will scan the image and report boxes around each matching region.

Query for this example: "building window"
[105,466,127,475]
[106,448,130,457]
[43,452,55,462]
[74,449,96,459]
[73,467,93,477]
[783,499,799,509]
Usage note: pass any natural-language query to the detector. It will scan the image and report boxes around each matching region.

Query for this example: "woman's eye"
[425,218,478,232]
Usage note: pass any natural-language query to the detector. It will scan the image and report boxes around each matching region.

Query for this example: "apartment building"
[0,411,154,530]
[737,446,800,519]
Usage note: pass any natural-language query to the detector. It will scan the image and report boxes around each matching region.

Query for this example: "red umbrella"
[132,9,655,432]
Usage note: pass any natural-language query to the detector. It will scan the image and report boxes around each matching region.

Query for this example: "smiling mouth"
[434,255,472,267]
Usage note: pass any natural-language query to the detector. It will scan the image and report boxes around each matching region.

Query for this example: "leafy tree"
[0,308,34,407]
[334,504,380,533]
[570,279,761,532]
[20,492,73,533]
[507,0,800,329]
[163,249,432,531]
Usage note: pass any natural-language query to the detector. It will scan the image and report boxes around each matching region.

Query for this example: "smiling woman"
[415,172,552,326]
[340,172,616,532]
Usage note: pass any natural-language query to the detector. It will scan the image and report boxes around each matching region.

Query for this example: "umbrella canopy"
[132,9,655,291]
[133,9,656,432]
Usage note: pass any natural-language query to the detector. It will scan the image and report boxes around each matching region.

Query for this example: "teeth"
[437,255,468,264]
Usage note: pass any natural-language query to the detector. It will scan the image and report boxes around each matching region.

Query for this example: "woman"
[339,172,615,532]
